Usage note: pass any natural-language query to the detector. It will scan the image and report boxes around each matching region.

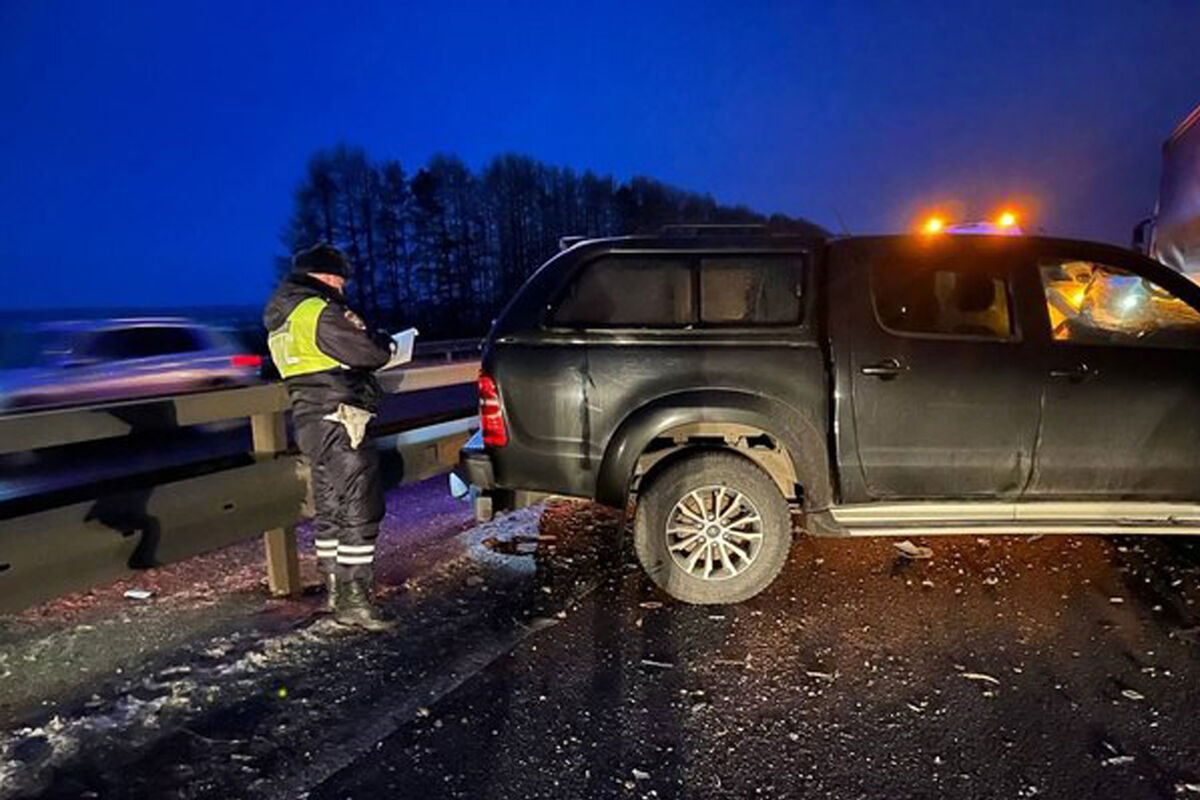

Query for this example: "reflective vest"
[267,296,343,378]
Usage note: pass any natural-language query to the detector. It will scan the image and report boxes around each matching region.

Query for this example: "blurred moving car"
[0,318,262,412]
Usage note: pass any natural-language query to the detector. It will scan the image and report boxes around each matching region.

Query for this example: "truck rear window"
[550,254,803,328]
[700,256,802,325]
[552,257,693,327]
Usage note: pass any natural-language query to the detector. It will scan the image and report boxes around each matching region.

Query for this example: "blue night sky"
[2,0,1198,309]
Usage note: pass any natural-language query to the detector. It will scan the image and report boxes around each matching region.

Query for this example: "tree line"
[281,145,823,338]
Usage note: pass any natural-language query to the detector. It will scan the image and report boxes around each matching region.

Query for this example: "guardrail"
[413,338,482,363]
[0,360,481,613]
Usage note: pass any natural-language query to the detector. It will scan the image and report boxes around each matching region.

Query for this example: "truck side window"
[871,265,1014,340]
[552,257,693,328]
[699,255,802,325]
[1038,259,1200,349]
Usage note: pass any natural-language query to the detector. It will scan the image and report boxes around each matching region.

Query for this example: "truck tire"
[634,450,793,604]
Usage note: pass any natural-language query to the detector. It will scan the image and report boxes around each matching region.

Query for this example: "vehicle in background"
[0,318,262,412]
[457,226,1200,604]
[1136,101,1200,276]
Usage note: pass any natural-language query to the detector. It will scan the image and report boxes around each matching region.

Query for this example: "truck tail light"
[231,354,263,369]
[478,373,508,447]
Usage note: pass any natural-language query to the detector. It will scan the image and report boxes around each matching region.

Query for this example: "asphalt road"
[4,498,1200,799]
[311,528,1200,800]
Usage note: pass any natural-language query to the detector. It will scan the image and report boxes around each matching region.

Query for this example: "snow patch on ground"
[0,679,197,799]
[214,625,338,677]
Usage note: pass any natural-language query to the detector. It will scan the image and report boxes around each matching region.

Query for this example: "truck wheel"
[634,450,793,604]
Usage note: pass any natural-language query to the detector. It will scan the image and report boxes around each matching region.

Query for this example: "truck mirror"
[1132,217,1155,256]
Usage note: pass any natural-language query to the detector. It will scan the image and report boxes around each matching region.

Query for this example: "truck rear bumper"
[455,430,496,490]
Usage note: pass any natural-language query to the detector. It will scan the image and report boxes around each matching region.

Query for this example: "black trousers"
[293,411,385,581]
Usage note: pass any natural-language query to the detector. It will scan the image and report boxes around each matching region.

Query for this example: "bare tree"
[282,147,825,338]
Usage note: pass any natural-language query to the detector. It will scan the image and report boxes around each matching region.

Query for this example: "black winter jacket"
[262,275,393,419]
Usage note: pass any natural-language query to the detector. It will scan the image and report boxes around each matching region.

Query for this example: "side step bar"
[825,501,1200,537]
[838,524,1200,537]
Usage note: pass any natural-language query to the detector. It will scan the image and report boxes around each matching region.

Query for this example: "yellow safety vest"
[267,296,343,378]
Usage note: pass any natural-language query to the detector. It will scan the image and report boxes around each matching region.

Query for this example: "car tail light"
[478,373,508,447]
[231,354,263,368]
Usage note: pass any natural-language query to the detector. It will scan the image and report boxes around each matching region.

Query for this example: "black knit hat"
[292,243,350,278]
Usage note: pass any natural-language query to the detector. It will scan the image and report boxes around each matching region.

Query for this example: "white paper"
[380,327,418,371]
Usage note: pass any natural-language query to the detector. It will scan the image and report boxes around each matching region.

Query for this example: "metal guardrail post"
[252,409,300,597]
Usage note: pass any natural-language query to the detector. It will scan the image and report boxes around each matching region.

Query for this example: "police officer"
[263,243,395,631]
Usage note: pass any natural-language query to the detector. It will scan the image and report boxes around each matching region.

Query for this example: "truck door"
[1025,243,1200,499]
[845,238,1044,499]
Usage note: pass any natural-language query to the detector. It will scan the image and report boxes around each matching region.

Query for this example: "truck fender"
[595,390,833,511]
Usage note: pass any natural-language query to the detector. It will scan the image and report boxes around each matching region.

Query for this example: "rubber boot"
[319,572,337,614]
[333,579,397,632]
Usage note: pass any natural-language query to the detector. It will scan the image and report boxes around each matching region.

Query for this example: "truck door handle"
[1049,363,1097,382]
[860,358,907,378]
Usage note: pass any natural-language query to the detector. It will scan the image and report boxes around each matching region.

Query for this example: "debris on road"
[893,540,933,560]
[632,768,651,781]
[1110,597,1125,605]
[123,589,154,601]
[1121,689,1145,701]
[1174,627,1200,642]
[805,670,836,682]
[638,601,664,610]
[156,666,192,681]
[714,656,751,667]
[962,672,1001,686]
[640,659,674,670]
[480,536,538,555]
[1096,739,1135,768]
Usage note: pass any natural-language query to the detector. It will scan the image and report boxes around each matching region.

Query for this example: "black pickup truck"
[458,228,1200,603]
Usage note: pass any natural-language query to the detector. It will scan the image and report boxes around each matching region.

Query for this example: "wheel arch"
[595,389,833,511]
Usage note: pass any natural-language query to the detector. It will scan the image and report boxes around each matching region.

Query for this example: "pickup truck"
[458,228,1200,603]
